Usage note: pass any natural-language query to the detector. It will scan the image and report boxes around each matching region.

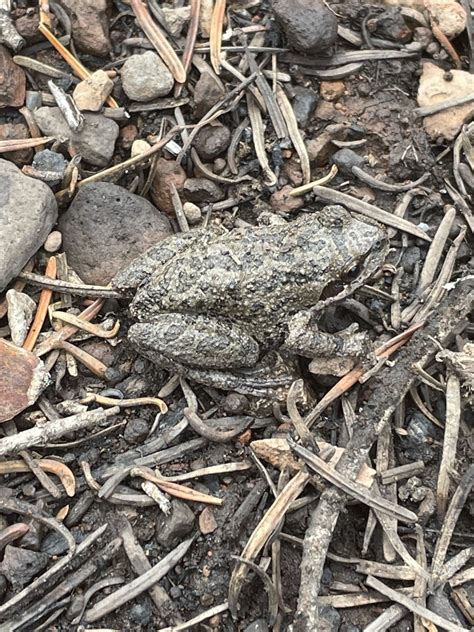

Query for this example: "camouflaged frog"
[113,206,388,398]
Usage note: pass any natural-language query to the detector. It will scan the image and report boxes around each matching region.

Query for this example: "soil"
[0,0,472,630]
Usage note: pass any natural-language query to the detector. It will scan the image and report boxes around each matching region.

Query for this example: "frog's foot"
[284,311,375,377]
[129,313,260,370]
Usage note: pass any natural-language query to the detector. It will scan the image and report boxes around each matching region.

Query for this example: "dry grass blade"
[23,256,56,352]
[51,311,120,338]
[275,85,310,183]
[246,92,277,186]
[228,470,309,617]
[366,576,469,632]
[437,373,461,516]
[157,602,229,632]
[131,0,186,83]
[313,186,431,242]
[131,466,223,505]
[53,340,108,379]
[0,136,55,153]
[290,165,338,196]
[290,441,417,524]
[210,0,226,75]
[81,393,168,414]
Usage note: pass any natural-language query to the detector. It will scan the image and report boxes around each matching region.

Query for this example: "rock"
[31,149,67,185]
[270,185,304,213]
[194,125,231,160]
[223,392,249,415]
[119,124,139,149]
[156,500,195,548]
[0,159,58,290]
[73,70,113,111]
[292,86,317,127]
[15,12,41,41]
[194,71,225,119]
[183,178,225,203]
[428,589,464,626]
[58,0,111,57]
[131,139,151,158]
[271,0,338,53]
[150,157,187,215]
[43,230,62,253]
[318,605,342,631]
[0,339,50,423]
[40,531,69,556]
[121,52,174,102]
[320,80,345,102]
[427,0,466,39]
[0,122,32,165]
[305,123,348,166]
[182,201,202,225]
[34,107,119,167]
[417,62,474,141]
[332,148,365,174]
[199,507,218,534]
[123,417,149,443]
[0,546,48,589]
[162,6,191,36]
[59,182,172,285]
[0,45,26,108]
[6,290,36,346]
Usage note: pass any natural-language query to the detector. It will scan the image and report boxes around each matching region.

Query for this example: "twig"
[228,471,310,617]
[0,524,107,618]
[51,311,120,339]
[246,92,277,186]
[47,79,83,132]
[0,136,55,153]
[275,85,310,183]
[0,407,119,456]
[130,466,223,505]
[119,516,180,623]
[437,374,462,516]
[19,272,121,298]
[366,576,468,632]
[363,604,408,631]
[83,536,195,622]
[292,280,474,630]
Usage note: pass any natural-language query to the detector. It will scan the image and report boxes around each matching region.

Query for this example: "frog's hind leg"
[129,313,260,370]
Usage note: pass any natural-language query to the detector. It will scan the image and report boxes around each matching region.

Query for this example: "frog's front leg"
[284,311,375,377]
[129,313,260,371]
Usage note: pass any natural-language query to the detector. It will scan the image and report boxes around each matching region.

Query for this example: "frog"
[113,205,388,399]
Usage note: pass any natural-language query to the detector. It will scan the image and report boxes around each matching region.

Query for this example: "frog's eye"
[344,263,361,281]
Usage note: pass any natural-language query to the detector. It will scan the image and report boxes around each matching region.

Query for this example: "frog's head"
[314,206,389,312]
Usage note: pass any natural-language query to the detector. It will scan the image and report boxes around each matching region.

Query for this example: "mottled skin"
[113,206,388,397]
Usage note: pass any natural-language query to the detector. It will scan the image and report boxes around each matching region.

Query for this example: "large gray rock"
[59,182,172,285]
[0,159,58,291]
[34,107,119,167]
[121,52,174,102]
[156,500,195,548]
[272,0,338,53]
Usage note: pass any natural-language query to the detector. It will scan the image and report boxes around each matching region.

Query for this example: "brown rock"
[320,80,345,102]
[199,507,218,535]
[425,0,466,39]
[183,178,225,203]
[0,339,50,423]
[270,185,304,214]
[305,123,347,166]
[0,122,32,165]
[15,12,41,41]
[73,69,113,111]
[194,71,225,119]
[119,124,139,149]
[58,0,111,57]
[151,157,187,215]
[0,45,26,108]
[417,61,474,140]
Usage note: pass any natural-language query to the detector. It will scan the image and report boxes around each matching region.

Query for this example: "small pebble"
[73,69,113,111]
[6,289,36,346]
[194,125,231,160]
[331,148,365,174]
[199,507,218,535]
[182,202,202,225]
[43,230,62,253]
[320,80,345,102]
[270,185,304,214]
[123,417,149,443]
[121,52,174,102]
[183,178,225,203]
[223,392,249,415]
[131,139,151,158]
[272,0,337,53]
